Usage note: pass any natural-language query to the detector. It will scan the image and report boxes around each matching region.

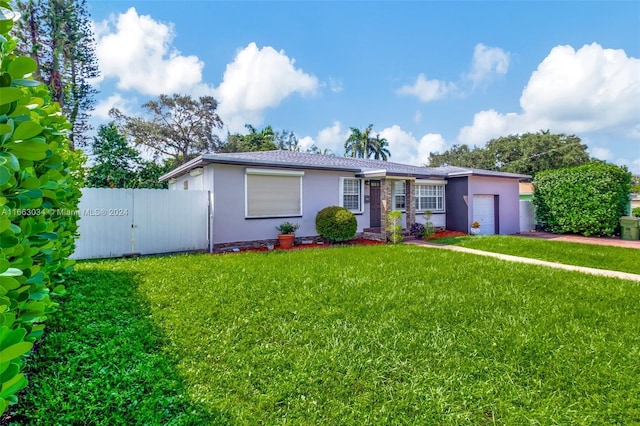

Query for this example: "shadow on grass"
[5,268,228,426]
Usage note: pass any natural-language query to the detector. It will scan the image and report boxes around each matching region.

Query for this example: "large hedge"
[533,163,631,236]
[315,206,357,242]
[0,5,84,415]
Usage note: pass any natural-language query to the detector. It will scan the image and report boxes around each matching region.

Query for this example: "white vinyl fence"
[519,200,536,233]
[72,188,210,259]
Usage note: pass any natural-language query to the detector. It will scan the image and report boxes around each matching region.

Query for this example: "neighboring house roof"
[519,182,534,194]
[160,150,531,181]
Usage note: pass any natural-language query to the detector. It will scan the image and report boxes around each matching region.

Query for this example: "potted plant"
[276,221,300,249]
[470,221,481,235]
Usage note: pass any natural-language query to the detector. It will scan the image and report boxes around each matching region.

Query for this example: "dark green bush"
[315,206,357,242]
[632,207,640,218]
[0,5,84,415]
[533,163,631,236]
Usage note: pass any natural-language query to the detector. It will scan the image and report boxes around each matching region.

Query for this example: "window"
[393,181,406,210]
[245,169,303,218]
[340,178,363,212]
[415,184,445,212]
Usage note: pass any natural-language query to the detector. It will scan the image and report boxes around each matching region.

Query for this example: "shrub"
[315,206,357,242]
[387,210,403,243]
[276,221,299,234]
[0,6,84,415]
[533,163,631,236]
[409,222,425,239]
[632,207,640,218]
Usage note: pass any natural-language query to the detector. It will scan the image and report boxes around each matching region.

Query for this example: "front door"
[369,180,381,228]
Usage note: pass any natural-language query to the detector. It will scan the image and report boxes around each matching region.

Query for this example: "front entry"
[369,180,381,228]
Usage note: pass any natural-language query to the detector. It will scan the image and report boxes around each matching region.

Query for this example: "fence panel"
[519,200,536,232]
[72,188,209,259]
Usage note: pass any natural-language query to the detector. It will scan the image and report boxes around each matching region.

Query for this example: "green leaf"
[8,57,37,79]
[0,277,19,291]
[0,166,10,185]
[13,122,42,141]
[7,141,50,161]
[0,268,21,277]
[0,328,26,348]
[0,363,18,384]
[0,342,32,363]
[0,87,22,106]
[0,124,11,135]
[0,153,19,171]
[11,79,41,87]
[0,372,28,399]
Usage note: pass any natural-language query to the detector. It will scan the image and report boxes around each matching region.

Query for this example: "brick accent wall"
[380,178,393,237]
[405,179,415,229]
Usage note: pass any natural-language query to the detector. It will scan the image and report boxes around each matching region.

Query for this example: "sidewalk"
[404,239,640,282]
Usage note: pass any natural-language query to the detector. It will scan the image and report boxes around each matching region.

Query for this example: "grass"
[435,235,640,275]
[11,245,640,424]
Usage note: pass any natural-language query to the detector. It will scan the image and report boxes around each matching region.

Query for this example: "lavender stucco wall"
[468,176,521,235]
[211,164,368,244]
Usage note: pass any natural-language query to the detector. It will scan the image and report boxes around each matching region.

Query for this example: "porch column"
[380,178,392,234]
[405,179,415,229]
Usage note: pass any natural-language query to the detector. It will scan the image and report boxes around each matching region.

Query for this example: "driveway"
[516,231,640,249]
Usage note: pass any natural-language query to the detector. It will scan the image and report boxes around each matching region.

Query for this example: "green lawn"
[436,235,640,275]
[11,246,640,424]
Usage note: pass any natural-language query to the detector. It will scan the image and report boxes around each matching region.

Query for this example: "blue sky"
[86,1,640,173]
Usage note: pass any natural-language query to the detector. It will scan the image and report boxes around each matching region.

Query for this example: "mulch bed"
[425,230,467,240]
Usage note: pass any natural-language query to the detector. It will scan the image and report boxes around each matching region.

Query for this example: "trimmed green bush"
[0,5,84,415]
[315,206,357,242]
[632,207,640,218]
[533,163,631,236]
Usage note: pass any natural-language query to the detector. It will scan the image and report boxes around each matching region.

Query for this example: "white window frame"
[339,177,364,213]
[414,181,446,213]
[245,168,304,218]
[393,180,406,211]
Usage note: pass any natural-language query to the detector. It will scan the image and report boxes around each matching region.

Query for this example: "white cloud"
[328,77,343,94]
[466,43,510,85]
[316,121,350,154]
[93,93,137,119]
[396,74,456,102]
[378,125,447,166]
[589,147,613,161]
[458,43,640,147]
[216,42,319,132]
[298,136,316,152]
[93,8,212,96]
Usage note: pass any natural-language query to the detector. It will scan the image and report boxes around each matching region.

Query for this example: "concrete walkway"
[404,239,640,282]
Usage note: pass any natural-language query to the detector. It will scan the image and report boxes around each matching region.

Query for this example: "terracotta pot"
[278,233,295,249]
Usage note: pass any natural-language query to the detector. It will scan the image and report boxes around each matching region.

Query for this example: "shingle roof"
[160,150,531,181]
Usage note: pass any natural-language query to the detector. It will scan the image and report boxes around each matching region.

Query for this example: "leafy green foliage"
[533,163,631,236]
[0,6,84,414]
[18,250,640,423]
[456,235,640,275]
[428,131,590,177]
[633,207,640,218]
[315,206,357,242]
[86,123,169,189]
[14,0,100,148]
[220,124,277,153]
[386,210,403,243]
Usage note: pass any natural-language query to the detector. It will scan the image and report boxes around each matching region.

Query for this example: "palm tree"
[344,124,374,158]
[370,134,391,160]
[344,125,391,160]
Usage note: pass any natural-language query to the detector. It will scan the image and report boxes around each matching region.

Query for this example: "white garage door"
[473,195,495,235]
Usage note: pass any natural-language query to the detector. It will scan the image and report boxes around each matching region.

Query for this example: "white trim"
[414,183,446,213]
[339,177,364,213]
[246,168,305,177]
[415,179,447,185]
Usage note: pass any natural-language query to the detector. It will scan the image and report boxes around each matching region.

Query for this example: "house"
[519,182,534,201]
[160,151,530,250]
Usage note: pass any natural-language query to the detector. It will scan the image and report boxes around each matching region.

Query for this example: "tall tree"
[111,94,224,166]
[14,0,99,149]
[344,125,391,160]
[220,124,278,152]
[275,129,300,151]
[427,131,590,176]
[86,123,142,188]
